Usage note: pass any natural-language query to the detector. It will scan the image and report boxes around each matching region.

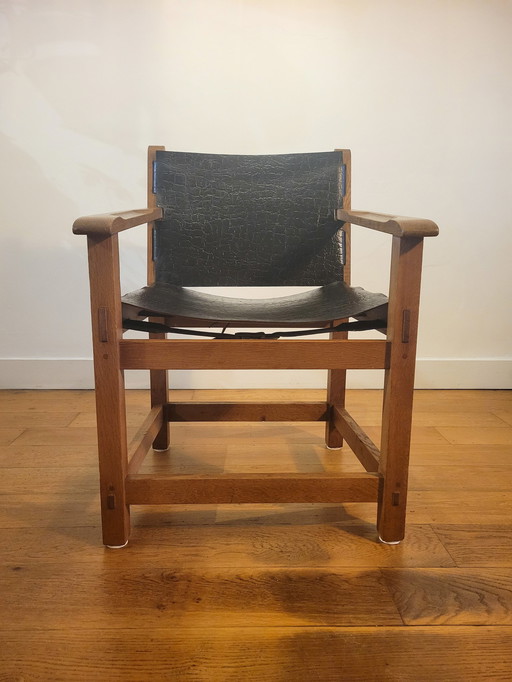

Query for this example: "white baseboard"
[0,358,511,390]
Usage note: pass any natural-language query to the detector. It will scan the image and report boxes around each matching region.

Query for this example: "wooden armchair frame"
[74,147,438,548]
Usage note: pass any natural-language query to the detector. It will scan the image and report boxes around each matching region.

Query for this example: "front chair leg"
[95,365,131,548]
[88,234,131,548]
[377,236,424,543]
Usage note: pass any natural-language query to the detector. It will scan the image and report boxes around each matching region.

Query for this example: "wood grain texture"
[409,465,512,490]
[1,388,512,680]
[377,236,424,542]
[127,405,164,474]
[86,234,130,546]
[337,208,439,237]
[1,564,402,628]
[1,627,512,682]
[168,401,328,422]
[432,525,512,567]
[0,444,98,468]
[0,523,454,568]
[382,568,512,625]
[126,472,379,505]
[72,207,162,235]
[120,338,389,370]
[0,429,23,445]
[332,406,380,471]
[0,412,78,428]
[436,426,512,445]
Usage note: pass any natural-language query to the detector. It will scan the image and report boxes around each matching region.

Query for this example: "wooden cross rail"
[119,339,389,370]
[125,472,380,505]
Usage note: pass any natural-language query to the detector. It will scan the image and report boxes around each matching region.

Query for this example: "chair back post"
[325,148,352,448]
[147,145,170,451]
[378,234,425,542]
[339,148,352,286]
[147,145,165,285]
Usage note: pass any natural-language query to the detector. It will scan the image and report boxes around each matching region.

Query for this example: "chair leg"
[87,234,131,547]
[93,334,131,548]
[377,235,424,543]
[376,362,415,543]
[150,369,170,451]
[325,329,348,448]
[96,372,130,547]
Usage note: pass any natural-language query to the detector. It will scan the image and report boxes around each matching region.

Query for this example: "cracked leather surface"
[154,150,345,286]
[122,281,388,325]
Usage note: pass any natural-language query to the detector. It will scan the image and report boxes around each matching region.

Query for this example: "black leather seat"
[122,280,388,328]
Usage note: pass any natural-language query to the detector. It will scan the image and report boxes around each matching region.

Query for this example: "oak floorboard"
[213,491,512,526]
[12,427,99,446]
[493,410,512,426]
[0,467,99,494]
[432,525,512,567]
[412,390,512,411]
[0,494,100,529]
[409,443,512,466]
[1,627,512,682]
[382,568,512,625]
[0,389,192,412]
[68,410,147,428]
[0,444,98,468]
[0,412,78,428]
[0,429,23,445]
[436,426,512,445]
[362,424,452,445]
[408,465,512,491]
[1,564,402,629]
[0,523,454,568]
[11,426,137,446]
[0,495,224,530]
[0,390,96,412]
[223,446,362,473]
[341,410,510,428]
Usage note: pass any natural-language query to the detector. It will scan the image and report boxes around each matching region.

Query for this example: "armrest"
[337,209,439,238]
[73,207,163,236]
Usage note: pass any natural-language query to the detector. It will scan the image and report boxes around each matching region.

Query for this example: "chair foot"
[153,447,170,452]
[106,540,129,549]
[378,535,401,545]
[325,445,343,450]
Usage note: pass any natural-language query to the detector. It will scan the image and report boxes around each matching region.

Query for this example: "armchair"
[73,147,438,547]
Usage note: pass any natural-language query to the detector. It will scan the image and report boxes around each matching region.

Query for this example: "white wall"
[1,0,511,389]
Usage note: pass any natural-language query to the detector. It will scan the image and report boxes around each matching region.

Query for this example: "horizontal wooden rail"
[332,406,380,472]
[167,402,329,422]
[125,472,380,505]
[127,406,164,475]
[120,339,389,370]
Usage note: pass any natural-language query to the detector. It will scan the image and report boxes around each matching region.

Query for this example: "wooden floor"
[1,388,512,681]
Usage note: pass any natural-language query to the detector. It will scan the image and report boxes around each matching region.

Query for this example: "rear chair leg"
[150,368,170,451]
[325,329,348,449]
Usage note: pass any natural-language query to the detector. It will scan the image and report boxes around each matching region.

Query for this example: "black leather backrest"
[153,150,345,286]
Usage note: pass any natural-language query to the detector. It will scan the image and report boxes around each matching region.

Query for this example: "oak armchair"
[73,147,438,547]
